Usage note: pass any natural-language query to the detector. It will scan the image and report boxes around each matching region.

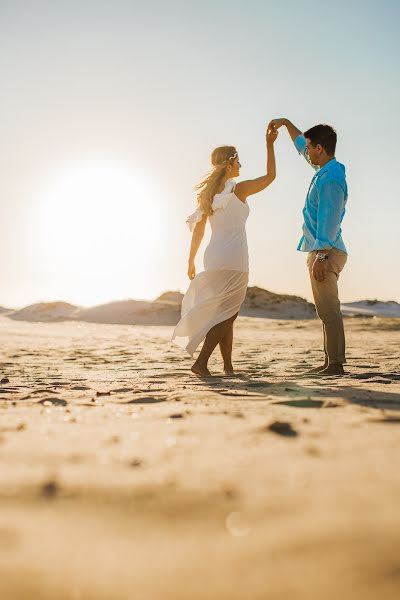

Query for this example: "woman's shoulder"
[212,179,236,211]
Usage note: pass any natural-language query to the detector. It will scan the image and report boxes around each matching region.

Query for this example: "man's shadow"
[194,370,400,413]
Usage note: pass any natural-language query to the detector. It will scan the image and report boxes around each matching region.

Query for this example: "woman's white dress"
[172,179,249,356]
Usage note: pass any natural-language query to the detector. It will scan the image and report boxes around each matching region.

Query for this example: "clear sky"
[1,0,399,308]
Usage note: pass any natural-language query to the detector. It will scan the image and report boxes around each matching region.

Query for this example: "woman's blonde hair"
[195,146,237,216]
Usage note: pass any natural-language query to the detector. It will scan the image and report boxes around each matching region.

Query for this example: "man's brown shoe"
[317,364,345,376]
[305,364,328,374]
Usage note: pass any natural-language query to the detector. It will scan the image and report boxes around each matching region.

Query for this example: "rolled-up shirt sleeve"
[313,180,346,250]
[294,133,307,156]
[294,134,318,171]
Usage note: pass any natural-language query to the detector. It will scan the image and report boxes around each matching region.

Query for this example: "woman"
[172,125,278,376]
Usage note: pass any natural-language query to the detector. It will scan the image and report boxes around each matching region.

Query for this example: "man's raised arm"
[269,118,302,142]
[269,118,317,170]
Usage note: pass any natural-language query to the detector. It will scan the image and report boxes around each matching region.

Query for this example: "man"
[270,118,348,376]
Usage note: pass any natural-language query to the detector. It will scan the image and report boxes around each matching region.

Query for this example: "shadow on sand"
[194,371,400,413]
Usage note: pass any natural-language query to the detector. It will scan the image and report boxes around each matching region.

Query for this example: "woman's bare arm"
[187,214,207,279]
[234,126,277,201]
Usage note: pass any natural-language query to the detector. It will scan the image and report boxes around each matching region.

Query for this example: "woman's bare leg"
[219,316,238,374]
[192,314,237,376]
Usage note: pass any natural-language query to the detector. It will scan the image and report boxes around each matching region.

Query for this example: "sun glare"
[36,164,162,305]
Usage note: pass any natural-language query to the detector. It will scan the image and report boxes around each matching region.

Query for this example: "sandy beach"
[1,314,399,599]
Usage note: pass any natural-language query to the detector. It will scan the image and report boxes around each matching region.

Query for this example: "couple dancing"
[172,118,348,377]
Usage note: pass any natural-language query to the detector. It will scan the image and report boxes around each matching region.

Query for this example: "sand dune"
[156,290,184,303]
[341,300,400,318]
[7,299,181,326]
[7,301,78,322]
[5,287,316,324]
[156,287,316,319]
[5,290,400,326]
[75,299,181,325]
[241,286,315,319]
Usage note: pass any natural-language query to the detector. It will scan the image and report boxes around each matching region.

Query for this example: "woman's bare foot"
[191,361,211,377]
[224,364,235,375]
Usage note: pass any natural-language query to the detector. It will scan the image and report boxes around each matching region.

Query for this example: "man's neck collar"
[318,155,336,168]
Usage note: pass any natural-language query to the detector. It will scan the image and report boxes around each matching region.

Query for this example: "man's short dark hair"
[304,124,337,156]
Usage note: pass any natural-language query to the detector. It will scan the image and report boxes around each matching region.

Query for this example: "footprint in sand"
[353,371,400,381]
[0,423,27,433]
[372,417,400,424]
[218,390,261,398]
[124,396,166,404]
[352,373,394,384]
[273,399,340,409]
[265,421,299,437]
[70,385,92,391]
[168,413,184,419]
[247,381,271,389]
[40,479,59,498]
[38,397,68,406]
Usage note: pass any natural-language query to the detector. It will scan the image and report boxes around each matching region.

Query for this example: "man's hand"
[188,261,196,280]
[312,258,328,282]
[269,119,302,142]
[269,118,287,129]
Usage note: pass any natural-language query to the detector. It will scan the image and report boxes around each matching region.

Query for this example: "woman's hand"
[188,261,196,280]
[266,124,278,145]
[269,118,287,130]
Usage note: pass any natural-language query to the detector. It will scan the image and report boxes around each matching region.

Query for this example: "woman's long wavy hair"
[195,146,237,216]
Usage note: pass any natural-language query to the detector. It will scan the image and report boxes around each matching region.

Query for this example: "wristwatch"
[316,252,329,261]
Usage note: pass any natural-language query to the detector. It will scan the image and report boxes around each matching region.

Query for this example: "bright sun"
[36,164,162,305]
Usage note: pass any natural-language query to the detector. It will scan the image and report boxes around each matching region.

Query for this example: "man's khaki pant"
[307,248,348,365]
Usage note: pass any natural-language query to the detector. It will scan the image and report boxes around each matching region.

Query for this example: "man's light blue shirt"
[294,134,347,253]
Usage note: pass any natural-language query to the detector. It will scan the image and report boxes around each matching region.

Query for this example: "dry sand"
[0,314,400,600]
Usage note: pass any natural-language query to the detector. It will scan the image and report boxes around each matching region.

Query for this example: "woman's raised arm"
[234,125,278,201]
